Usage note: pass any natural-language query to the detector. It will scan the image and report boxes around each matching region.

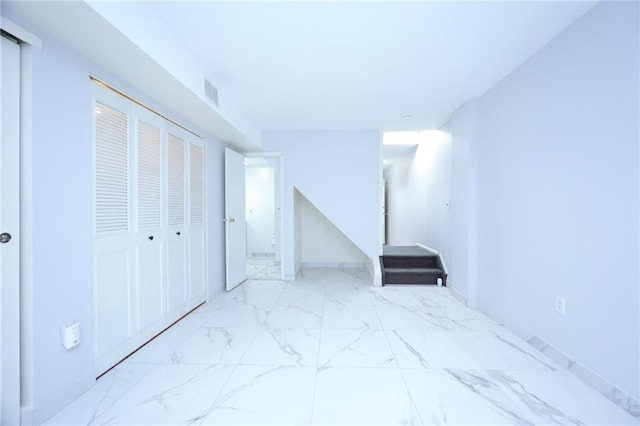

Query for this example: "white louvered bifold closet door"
[166,132,187,313]
[188,141,205,301]
[135,119,164,336]
[93,101,134,372]
[92,88,207,376]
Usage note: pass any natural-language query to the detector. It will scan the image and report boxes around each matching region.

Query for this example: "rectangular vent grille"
[204,78,218,106]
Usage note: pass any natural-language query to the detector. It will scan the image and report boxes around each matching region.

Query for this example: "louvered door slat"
[95,102,129,234]
[137,121,161,230]
[167,134,185,226]
[190,144,203,224]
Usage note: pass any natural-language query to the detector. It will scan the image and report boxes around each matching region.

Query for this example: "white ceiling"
[147,1,596,132]
[4,1,597,140]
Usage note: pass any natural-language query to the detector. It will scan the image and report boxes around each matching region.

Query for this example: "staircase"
[380,245,447,286]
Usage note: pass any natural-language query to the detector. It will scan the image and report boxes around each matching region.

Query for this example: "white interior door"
[1,34,21,425]
[224,148,247,291]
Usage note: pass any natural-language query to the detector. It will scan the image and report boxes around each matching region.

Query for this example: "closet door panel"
[93,100,133,372]
[189,142,205,300]
[166,133,187,312]
[166,234,186,311]
[94,250,131,358]
[189,232,205,299]
[135,120,163,331]
[136,240,163,329]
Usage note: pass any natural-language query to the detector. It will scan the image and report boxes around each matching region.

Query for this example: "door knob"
[148,235,154,241]
[0,232,11,244]
[176,231,181,236]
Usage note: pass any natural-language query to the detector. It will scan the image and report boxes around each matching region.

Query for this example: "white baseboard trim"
[489,313,639,418]
[285,263,302,281]
[20,406,33,426]
[448,284,468,306]
[301,262,367,269]
[30,373,95,425]
[371,256,382,287]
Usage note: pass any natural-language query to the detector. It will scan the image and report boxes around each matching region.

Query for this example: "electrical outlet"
[555,296,566,315]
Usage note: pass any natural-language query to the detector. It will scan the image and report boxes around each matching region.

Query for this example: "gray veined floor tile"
[324,287,375,308]
[200,365,316,425]
[95,364,236,425]
[449,329,561,370]
[370,286,464,309]
[403,368,538,425]
[173,310,216,328]
[318,329,397,368]
[42,362,156,426]
[240,327,321,366]
[204,304,270,328]
[124,325,199,364]
[313,367,421,425]
[275,284,326,307]
[167,327,258,365]
[322,306,383,330]
[374,304,454,331]
[420,306,506,333]
[265,304,323,329]
[502,370,638,425]
[208,280,285,309]
[404,368,639,426]
[386,329,480,369]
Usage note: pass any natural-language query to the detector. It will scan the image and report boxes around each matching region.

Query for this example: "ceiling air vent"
[204,78,219,106]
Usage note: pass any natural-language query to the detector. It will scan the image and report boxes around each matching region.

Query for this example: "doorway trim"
[0,16,41,425]
[244,152,284,281]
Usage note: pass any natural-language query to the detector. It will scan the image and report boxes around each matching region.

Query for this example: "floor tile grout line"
[309,279,329,424]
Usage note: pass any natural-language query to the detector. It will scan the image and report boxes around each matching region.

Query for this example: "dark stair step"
[381,256,439,268]
[383,267,444,285]
[380,246,447,286]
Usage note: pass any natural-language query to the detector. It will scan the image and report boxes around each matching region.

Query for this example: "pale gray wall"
[455,2,639,400]
[11,18,228,419]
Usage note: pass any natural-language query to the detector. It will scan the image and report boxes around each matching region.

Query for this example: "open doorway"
[245,155,282,279]
[381,130,452,262]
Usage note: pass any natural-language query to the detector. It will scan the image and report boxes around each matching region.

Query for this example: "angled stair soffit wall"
[294,187,369,265]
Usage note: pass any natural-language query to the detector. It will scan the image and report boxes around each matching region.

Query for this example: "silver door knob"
[0,233,12,244]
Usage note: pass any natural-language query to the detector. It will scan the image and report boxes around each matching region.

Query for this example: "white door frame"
[1,32,22,426]
[244,152,284,280]
[0,18,41,423]
[224,148,247,290]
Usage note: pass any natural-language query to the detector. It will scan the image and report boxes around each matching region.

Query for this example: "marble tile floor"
[44,268,638,425]
[246,258,281,280]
